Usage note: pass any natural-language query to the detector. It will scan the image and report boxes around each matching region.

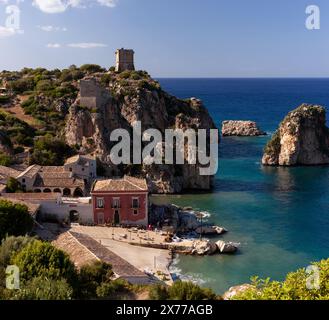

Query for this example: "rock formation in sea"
[222,120,266,136]
[262,104,329,166]
[65,74,217,193]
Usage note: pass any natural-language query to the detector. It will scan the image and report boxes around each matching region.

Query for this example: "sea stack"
[262,104,329,166]
[222,120,266,136]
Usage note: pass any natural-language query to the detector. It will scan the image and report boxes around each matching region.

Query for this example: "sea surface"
[155,78,329,294]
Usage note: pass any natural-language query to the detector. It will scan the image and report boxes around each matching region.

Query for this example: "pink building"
[91,176,148,227]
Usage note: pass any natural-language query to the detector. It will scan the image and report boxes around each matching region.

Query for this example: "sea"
[154,78,329,294]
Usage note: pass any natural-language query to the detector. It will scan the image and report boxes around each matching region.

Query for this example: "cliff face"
[262,104,329,166]
[65,74,217,193]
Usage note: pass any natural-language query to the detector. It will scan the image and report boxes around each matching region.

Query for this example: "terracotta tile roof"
[17,165,41,179]
[2,193,60,201]
[65,154,95,166]
[0,165,21,180]
[33,173,85,189]
[39,166,67,173]
[92,175,148,192]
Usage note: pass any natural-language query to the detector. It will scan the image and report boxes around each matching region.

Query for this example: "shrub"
[31,134,74,166]
[9,277,73,300]
[0,200,34,241]
[11,240,77,285]
[77,261,113,298]
[6,177,22,193]
[233,258,329,300]
[0,153,12,166]
[168,281,216,300]
[149,284,169,300]
[36,80,53,92]
[149,281,217,300]
[80,64,105,74]
[96,278,128,298]
[8,77,35,94]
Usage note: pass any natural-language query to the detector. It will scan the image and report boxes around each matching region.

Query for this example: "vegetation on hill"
[0,200,34,241]
[232,258,329,300]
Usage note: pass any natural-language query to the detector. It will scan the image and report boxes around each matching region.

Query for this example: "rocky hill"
[262,104,329,166]
[222,120,266,136]
[0,66,217,193]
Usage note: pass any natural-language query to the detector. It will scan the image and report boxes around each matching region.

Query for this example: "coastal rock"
[192,240,218,255]
[195,225,227,235]
[65,75,217,194]
[262,104,329,166]
[216,240,238,254]
[222,120,266,137]
[222,284,253,300]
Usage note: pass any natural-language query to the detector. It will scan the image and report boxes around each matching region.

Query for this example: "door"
[97,212,104,225]
[114,210,120,225]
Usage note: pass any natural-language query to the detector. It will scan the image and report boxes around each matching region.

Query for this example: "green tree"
[31,134,74,166]
[149,283,169,300]
[167,281,216,300]
[12,240,77,285]
[96,278,128,299]
[233,258,329,300]
[0,153,12,166]
[6,177,22,193]
[8,277,73,300]
[0,200,34,241]
[77,261,113,299]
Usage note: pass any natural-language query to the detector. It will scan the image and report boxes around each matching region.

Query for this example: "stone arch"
[43,188,51,193]
[69,210,79,223]
[34,189,42,193]
[53,188,61,193]
[63,188,71,196]
[73,187,84,197]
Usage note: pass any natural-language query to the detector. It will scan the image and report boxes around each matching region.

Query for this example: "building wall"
[64,159,97,181]
[115,49,135,72]
[92,191,148,227]
[36,199,93,224]
[17,175,36,192]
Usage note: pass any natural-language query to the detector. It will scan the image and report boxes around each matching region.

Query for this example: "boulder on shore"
[262,104,329,166]
[216,240,238,254]
[191,240,218,256]
[222,120,266,137]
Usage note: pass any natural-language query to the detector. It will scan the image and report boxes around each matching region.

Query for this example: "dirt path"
[5,95,41,127]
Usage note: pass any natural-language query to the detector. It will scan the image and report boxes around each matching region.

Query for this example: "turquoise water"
[156,78,329,294]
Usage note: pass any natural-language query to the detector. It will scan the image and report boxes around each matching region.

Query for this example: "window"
[112,198,120,208]
[96,198,104,209]
[132,198,139,209]
[69,168,72,172]
[82,168,85,172]
[133,209,138,215]
[22,178,25,183]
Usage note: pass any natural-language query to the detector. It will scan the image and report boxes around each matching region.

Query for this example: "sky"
[0,0,329,77]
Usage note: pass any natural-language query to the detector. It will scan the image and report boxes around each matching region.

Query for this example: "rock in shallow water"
[262,104,329,166]
[222,120,266,137]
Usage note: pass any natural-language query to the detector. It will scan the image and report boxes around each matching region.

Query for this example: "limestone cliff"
[65,73,217,193]
[262,104,329,166]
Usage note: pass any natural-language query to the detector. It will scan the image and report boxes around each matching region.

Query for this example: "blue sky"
[0,0,328,77]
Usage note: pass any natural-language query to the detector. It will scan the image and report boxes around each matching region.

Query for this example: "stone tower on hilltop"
[115,48,135,72]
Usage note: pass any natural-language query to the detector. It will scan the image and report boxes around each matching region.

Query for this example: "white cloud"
[47,43,61,48]
[67,42,107,48]
[33,0,68,13]
[37,25,67,32]
[96,0,116,7]
[0,26,15,38]
[33,0,117,13]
